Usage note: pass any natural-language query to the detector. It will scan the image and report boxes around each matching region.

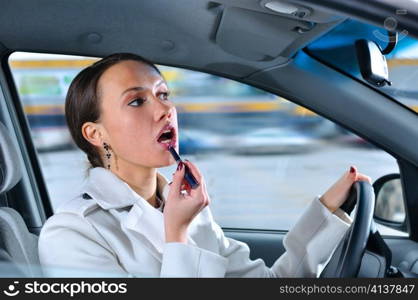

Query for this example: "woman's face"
[96,60,178,169]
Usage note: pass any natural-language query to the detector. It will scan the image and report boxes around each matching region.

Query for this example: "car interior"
[0,0,418,277]
[0,122,42,276]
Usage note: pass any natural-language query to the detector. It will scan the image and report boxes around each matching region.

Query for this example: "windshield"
[307,19,418,114]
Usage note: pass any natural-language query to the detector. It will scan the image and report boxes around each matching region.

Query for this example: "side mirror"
[373,174,406,232]
[355,39,391,87]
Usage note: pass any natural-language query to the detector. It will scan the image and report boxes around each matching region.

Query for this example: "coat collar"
[83,167,170,211]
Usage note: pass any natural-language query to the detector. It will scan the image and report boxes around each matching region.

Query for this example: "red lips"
[156,123,177,150]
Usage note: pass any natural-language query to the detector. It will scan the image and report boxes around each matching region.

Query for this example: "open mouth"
[157,126,176,148]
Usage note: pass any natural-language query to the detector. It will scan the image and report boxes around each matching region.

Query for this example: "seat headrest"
[0,122,22,194]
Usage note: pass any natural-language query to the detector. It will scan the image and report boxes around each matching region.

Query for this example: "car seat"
[0,121,42,277]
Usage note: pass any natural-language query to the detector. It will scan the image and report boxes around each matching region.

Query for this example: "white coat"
[38,167,351,277]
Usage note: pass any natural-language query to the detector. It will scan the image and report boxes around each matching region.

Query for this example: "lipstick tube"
[168,146,200,189]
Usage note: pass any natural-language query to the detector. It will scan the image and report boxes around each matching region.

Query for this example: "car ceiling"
[0,0,344,78]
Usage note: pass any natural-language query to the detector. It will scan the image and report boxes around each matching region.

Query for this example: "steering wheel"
[320,180,375,278]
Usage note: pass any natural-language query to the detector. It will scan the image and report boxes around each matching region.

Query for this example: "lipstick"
[168,146,200,189]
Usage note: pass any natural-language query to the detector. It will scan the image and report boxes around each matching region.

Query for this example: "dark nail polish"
[350,166,355,173]
[177,162,183,171]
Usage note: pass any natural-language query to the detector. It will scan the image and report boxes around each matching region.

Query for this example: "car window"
[9,52,400,232]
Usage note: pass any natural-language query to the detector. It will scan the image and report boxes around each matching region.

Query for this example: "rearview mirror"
[355,39,391,87]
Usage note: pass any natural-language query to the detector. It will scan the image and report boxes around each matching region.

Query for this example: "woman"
[38,53,372,277]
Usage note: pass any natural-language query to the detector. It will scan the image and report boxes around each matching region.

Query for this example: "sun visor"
[215,6,318,61]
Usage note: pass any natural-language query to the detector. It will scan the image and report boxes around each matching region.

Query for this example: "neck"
[111,161,158,208]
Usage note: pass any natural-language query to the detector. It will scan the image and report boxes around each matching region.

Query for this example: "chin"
[155,156,177,168]
[156,162,173,168]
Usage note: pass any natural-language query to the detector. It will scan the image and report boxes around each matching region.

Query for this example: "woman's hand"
[320,166,372,213]
[164,160,210,244]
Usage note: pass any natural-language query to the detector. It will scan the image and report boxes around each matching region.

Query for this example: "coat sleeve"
[270,196,351,277]
[166,196,351,277]
[38,213,130,277]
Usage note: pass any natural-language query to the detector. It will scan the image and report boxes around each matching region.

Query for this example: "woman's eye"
[159,92,170,101]
[128,98,145,107]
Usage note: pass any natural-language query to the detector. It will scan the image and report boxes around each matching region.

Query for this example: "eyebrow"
[120,80,166,97]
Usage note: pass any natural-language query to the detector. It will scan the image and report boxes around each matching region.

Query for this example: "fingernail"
[177,162,183,171]
[350,166,355,173]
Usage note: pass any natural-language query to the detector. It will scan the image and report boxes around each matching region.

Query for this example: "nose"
[154,97,174,122]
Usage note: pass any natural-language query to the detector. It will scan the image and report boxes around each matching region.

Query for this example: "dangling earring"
[103,142,111,169]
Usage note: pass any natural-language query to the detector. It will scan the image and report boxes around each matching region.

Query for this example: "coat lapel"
[121,174,197,258]
[122,189,166,257]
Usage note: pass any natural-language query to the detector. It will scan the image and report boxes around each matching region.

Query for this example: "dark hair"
[65,53,161,168]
